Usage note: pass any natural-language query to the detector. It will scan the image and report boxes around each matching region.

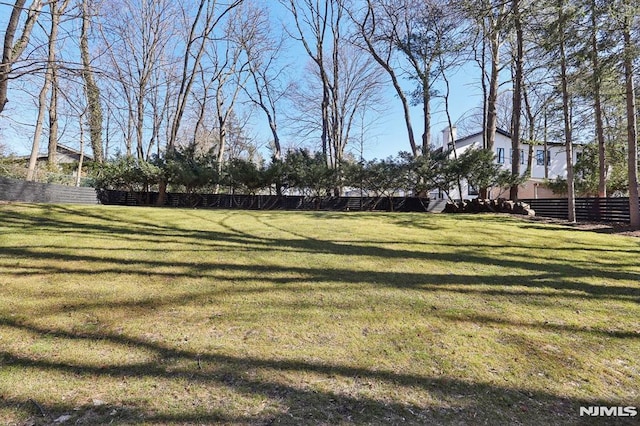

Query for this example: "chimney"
[442,126,457,149]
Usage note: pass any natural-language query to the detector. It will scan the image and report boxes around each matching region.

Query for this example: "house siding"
[444,130,582,200]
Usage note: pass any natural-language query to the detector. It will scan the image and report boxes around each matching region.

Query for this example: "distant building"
[15,144,93,181]
[436,127,583,200]
[23,144,93,165]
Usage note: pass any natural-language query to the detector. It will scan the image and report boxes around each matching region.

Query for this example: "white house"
[19,144,93,165]
[437,127,583,200]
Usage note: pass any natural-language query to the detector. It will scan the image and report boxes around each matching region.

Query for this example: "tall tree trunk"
[558,0,576,222]
[379,59,417,156]
[46,0,69,167]
[422,74,431,155]
[321,87,330,163]
[136,93,145,160]
[544,108,549,179]
[479,1,506,199]
[26,71,50,181]
[263,106,281,160]
[331,9,342,172]
[216,87,227,180]
[510,0,523,201]
[76,111,85,187]
[477,25,489,199]
[522,83,535,177]
[440,65,463,202]
[80,0,103,163]
[622,0,639,228]
[485,28,500,153]
[480,28,488,150]
[591,0,607,198]
[47,65,59,166]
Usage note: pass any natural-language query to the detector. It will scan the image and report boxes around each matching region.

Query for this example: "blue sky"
[365,65,485,160]
[0,1,488,162]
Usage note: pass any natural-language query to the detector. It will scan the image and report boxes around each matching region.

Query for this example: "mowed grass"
[0,204,638,425]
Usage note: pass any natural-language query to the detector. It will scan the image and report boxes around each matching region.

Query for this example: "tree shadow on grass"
[1,206,639,423]
[0,318,635,426]
[3,238,639,303]
[4,204,639,257]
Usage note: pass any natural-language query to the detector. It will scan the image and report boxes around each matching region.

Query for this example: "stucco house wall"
[440,128,582,200]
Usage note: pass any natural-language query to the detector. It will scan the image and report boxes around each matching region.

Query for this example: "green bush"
[92,155,161,192]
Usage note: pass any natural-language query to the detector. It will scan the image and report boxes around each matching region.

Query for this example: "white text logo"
[579,406,638,417]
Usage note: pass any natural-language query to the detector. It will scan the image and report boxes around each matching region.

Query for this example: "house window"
[497,148,505,164]
[536,150,545,166]
[468,182,478,196]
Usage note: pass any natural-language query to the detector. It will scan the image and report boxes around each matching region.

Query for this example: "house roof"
[56,144,94,161]
[18,144,94,161]
[454,128,572,147]
[455,128,512,145]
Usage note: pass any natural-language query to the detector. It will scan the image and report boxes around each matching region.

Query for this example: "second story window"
[497,147,505,164]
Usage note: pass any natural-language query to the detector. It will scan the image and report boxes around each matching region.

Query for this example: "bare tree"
[237,3,288,160]
[75,107,86,186]
[287,44,386,167]
[461,0,509,153]
[101,47,135,156]
[211,33,250,172]
[26,0,70,181]
[349,0,418,157]
[439,55,464,201]
[394,0,460,155]
[182,4,251,174]
[484,1,508,154]
[47,52,60,166]
[284,0,385,174]
[281,0,334,163]
[99,0,177,160]
[151,0,244,204]
[166,0,244,152]
[0,0,44,115]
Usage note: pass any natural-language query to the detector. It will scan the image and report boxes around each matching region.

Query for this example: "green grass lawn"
[0,204,638,425]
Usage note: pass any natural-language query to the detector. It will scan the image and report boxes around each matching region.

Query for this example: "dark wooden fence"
[2,178,634,223]
[0,176,98,204]
[97,190,431,212]
[99,190,637,221]
[522,197,634,223]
